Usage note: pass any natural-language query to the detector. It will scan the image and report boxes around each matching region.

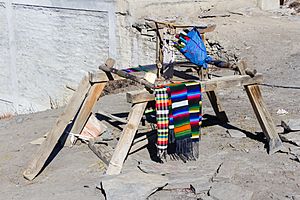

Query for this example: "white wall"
[0,0,256,115]
[0,0,115,114]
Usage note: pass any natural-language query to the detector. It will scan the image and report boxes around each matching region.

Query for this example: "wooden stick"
[99,61,155,90]
[70,83,106,136]
[127,74,263,104]
[106,102,148,175]
[97,110,128,124]
[245,85,284,154]
[237,60,284,154]
[206,90,229,123]
[106,72,156,175]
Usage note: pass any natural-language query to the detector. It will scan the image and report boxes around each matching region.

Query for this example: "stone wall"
[0,0,255,115]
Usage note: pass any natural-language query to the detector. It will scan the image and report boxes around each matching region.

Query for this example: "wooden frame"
[23,21,284,179]
[23,58,284,180]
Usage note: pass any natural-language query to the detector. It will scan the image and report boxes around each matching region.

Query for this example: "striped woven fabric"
[155,82,203,160]
[186,82,201,140]
[168,83,192,158]
[169,83,191,140]
[155,87,169,157]
[186,82,202,158]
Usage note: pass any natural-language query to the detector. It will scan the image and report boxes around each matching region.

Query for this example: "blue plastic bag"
[177,27,212,69]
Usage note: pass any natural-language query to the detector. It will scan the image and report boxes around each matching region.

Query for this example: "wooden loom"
[23,23,284,181]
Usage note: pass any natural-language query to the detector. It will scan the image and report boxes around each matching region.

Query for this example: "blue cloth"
[179,28,212,69]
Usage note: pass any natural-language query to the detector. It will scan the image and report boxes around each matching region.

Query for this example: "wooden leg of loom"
[23,59,115,180]
[245,84,284,154]
[106,102,147,175]
[206,90,229,123]
[23,74,92,180]
[69,82,106,135]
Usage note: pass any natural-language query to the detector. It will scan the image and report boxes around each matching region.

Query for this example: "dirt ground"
[1,5,300,200]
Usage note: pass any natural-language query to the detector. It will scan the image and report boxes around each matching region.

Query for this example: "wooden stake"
[245,85,284,154]
[23,74,91,180]
[106,72,156,175]
[70,83,106,136]
[23,58,116,180]
[106,102,148,175]
[206,90,229,123]
[237,60,283,154]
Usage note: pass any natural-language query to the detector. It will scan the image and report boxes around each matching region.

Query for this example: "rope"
[259,83,300,90]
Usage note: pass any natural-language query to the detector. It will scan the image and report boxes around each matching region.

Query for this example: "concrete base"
[257,0,280,10]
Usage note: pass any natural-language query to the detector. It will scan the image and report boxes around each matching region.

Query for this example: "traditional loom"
[23,21,284,180]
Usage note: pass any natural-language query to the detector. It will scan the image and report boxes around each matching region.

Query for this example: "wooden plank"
[89,70,123,83]
[106,72,156,175]
[204,74,263,91]
[206,90,229,123]
[237,60,283,153]
[97,110,128,124]
[23,73,92,180]
[245,85,284,154]
[70,82,106,136]
[88,141,114,166]
[126,90,155,104]
[127,74,263,104]
[106,102,148,175]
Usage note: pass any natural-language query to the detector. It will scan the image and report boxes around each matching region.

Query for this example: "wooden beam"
[237,60,283,154]
[70,82,106,136]
[89,70,123,83]
[106,72,156,175]
[245,85,284,154]
[106,102,148,175]
[97,110,128,124]
[98,63,155,90]
[127,74,263,104]
[23,73,92,180]
[206,90,229,123]
[126,90,155,104]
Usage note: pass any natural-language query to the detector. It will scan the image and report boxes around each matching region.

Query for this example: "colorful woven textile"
[168,83,191,140]
[121,65,156,73]
[186,82,202,158]
[186,82,201,140]
[155,87,169,157]
[155,82,202,160]
[168,83,192,158]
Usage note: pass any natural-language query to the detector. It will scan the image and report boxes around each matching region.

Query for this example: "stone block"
[257,0,280,10]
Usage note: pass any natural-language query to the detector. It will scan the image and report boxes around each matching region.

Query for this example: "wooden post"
[23,74,92,180]
[206,90,229,123]
[237,60,283,154]
[106,72,156,175]
[245,85,283,154]
[70,83,106,136]
[106,102,148,175]
[23,59,116,180]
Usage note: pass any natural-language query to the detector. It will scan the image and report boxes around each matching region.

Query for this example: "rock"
[198,194,215,200]
[100,170,168,199]
[209,183,253,200]
[257,0,279,10]
[289,147,300,162]
[280,132,300,147]
[276,109,288,116]
[30,137,46,145]
[281,119,300,132]
[165,171,212,192]
[292,195,300,200]
[276,126,284,134]
[226,129,246,138]
[213,161,236,182]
